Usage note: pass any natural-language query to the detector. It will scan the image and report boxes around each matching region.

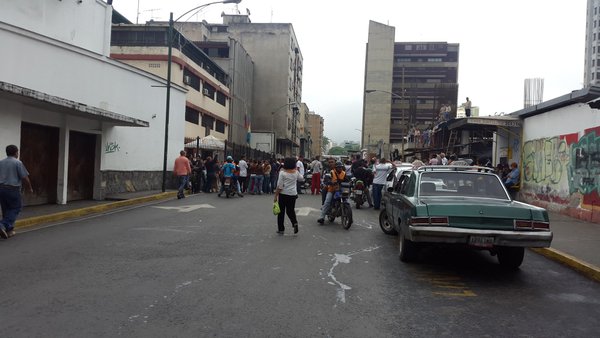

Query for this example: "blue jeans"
[320,191,334,219]
[372,184,384,209]
[270,175,278,193]
[0,187,22,232]
[262,175,270,193]
[177,175,188,198]
[253,175,264,194]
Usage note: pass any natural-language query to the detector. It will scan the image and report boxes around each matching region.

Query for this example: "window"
[396,57,411,62]
[203,83,216,98]
[216,120,226,133]
[416,44,427,50]
[185,107,199,124]
[183,68,201,91]
[427,58,442,62]
[201,114,214,130]
[404,45,413,51]
[216,91,227,106]
[148,63,160,68]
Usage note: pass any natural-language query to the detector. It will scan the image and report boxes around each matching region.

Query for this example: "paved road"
[1,193,600,337]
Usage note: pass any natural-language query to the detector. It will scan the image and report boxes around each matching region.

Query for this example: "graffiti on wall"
[105,141,120,154]
[523,137,569,185]
[523,127,600,209]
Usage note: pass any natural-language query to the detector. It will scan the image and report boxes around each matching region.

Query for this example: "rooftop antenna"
[140,8,161,22]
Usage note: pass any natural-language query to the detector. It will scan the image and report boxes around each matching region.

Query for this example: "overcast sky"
[115,0,586,144]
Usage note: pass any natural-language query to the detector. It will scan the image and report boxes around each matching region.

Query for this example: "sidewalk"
[8,192,600,283]
[531,211,600,282]
[15,190,177,229]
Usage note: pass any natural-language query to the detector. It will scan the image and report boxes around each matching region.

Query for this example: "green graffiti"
[523,137,569,185]
[568,131,600,195]
[105,141,120,154]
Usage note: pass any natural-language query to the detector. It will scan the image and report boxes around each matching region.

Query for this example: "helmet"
[226,155,233,161]
[335,161,344,168]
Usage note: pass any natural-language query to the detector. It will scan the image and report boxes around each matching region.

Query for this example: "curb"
[15,191,177,230]
[531,248,600,283]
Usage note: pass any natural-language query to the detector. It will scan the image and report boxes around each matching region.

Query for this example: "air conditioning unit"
[203,88,210,96]
[183,75,191,85]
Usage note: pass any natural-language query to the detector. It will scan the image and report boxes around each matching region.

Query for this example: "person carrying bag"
[273,157,304,235]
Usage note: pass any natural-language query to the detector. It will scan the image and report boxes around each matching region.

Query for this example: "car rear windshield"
[419,171,509,200]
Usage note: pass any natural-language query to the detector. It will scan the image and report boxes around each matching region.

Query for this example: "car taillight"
[514,220,532,229]
[410,217,430,225]
[410,216,448,226]
[429,217,449,225]
[514,220,550,230]
[532,221,550,230]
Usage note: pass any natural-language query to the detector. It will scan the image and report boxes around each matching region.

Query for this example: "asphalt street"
[1,192,600,337]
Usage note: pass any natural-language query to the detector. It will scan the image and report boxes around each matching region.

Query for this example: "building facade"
[171,21,255,146]
[363,21,459,154]
[0,0,187,204]
[110,24,231,152]
[223,15,303,157]
[510,86,600,224]
[308,113,324,158]
[585,0,600,87]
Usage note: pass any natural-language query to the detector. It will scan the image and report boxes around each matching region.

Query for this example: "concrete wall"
[0,0,112,56]
[362,21,394,149]
[520,102,600,222]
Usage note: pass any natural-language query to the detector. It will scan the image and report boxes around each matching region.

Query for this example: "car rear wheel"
[497,247,524,269]
[379,210,398,235]
[398,230,418,262]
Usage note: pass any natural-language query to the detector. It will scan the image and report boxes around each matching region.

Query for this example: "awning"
[184,135,225,150]
[0,81,148,127]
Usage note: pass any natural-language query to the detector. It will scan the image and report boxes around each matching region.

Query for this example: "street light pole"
[161,0,242,192]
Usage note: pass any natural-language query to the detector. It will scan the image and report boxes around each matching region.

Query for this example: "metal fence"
[224,141,273,161]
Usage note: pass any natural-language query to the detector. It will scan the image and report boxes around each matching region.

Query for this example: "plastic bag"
[273,201,281,215]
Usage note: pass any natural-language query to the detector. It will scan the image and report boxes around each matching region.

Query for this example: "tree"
[328,146,347,155]
[322,136,330,154]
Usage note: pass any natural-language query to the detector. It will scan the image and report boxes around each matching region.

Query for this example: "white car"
[386,163,413,190]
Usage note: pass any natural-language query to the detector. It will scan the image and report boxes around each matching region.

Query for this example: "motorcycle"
[302,169,312,192]
[351,177,366,209]
[223,176,235,198]
[326,181,353,229]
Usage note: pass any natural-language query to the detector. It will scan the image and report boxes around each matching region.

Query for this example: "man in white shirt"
[238,156,249,193]
[296,156,305,194]
[465,97,472,117]
[372,158,394,210]
[309,156,322,195]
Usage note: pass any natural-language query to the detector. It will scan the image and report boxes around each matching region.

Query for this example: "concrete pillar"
[56,119,69,205]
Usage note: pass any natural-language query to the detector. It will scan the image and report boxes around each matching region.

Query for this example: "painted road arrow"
[153,204,215,213]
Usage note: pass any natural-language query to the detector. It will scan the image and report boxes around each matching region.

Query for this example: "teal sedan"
[378,166,553,269]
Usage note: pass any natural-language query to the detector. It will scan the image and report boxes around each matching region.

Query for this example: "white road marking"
[131,227,193,234]
[326,245,381,306]
[152,204,215,212]
[295,207,321,216]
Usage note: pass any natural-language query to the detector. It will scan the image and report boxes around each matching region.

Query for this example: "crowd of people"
[173,150,520,235]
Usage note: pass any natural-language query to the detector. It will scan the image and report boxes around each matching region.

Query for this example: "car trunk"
[420,198,532,231]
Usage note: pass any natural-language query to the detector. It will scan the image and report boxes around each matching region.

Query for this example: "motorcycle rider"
[317,161,346,224]
[218,156,243,197]
[352,159,374,208]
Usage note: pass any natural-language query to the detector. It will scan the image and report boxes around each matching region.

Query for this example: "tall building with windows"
[111,25,231,148]
[362,21,459,151]
[585,0,600,87]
